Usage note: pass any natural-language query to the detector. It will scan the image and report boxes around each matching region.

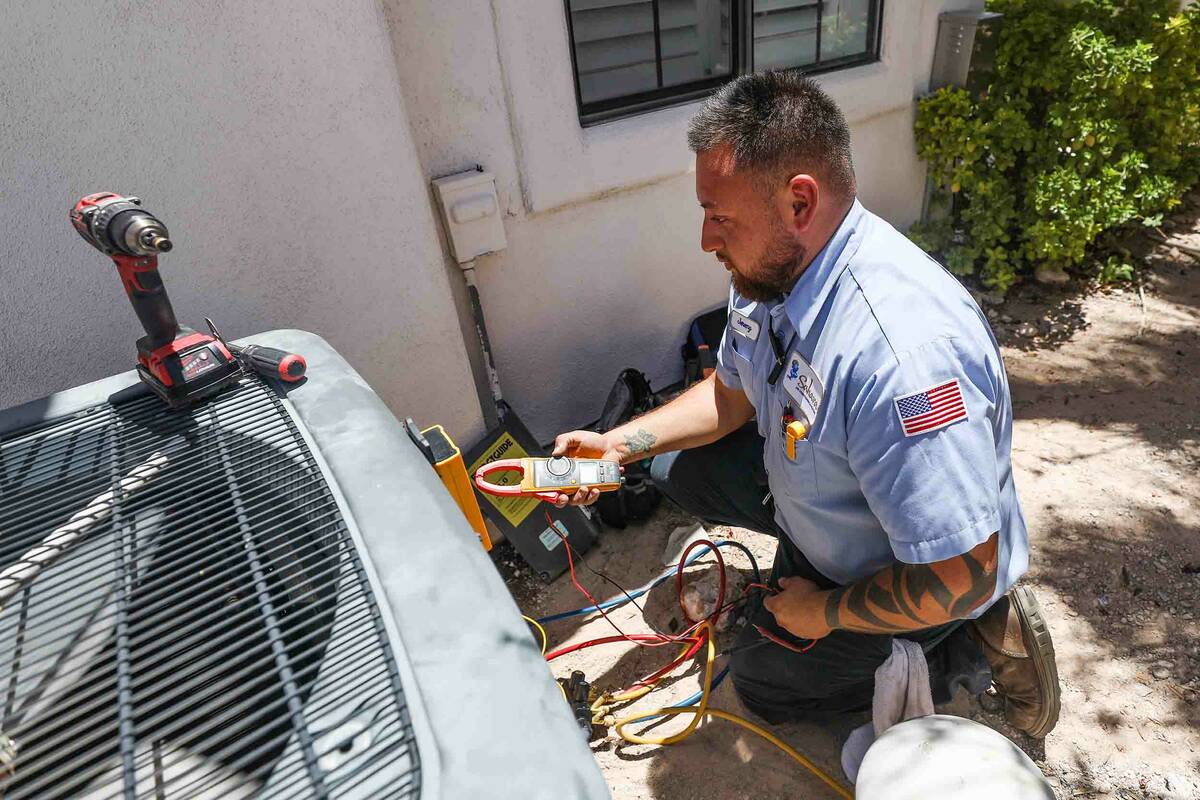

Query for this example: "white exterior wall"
[386,0,985,442]
[0,1,482,437]
[0,0,986,448]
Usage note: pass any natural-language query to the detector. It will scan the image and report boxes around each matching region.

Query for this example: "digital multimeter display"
[576,462,601,484]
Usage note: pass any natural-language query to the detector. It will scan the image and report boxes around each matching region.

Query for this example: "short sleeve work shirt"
[715,200,1027,614]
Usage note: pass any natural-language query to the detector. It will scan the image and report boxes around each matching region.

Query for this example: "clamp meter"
[474,457,624,503]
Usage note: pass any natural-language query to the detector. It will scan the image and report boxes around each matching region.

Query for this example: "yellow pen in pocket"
[785,420,809,460]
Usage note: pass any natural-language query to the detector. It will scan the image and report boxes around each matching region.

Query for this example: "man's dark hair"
[688,70,856,199]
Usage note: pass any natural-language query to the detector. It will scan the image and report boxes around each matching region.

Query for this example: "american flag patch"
[893,379,968,437]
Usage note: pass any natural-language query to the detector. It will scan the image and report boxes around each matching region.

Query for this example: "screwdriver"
[205,319,307,383]
[232,342,307,382]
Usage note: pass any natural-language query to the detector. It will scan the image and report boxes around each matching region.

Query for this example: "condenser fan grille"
[0,378,419,799]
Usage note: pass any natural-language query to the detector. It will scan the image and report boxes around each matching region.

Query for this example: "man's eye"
[711,216,728,224]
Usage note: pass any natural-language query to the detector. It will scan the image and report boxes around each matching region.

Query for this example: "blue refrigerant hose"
[536,539,754,717]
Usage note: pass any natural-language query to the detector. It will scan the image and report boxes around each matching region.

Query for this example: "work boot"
[969,585,1061,738]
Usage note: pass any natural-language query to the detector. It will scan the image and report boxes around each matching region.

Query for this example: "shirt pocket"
[765,426,819,500]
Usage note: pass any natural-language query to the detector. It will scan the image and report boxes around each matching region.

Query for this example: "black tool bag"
[592,369,662,528]
[681,304,728,387]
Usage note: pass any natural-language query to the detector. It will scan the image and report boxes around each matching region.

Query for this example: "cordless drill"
[71,192,304,408]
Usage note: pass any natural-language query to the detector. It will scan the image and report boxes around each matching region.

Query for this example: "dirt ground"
[498,189,1200,799]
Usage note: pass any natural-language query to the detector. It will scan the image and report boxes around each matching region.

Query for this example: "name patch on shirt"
[781,351,823,426]
[730,311,759,341]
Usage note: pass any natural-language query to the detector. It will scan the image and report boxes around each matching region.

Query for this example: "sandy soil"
[499,189,1200,799]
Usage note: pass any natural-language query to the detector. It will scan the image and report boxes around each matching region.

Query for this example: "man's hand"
[764,534,1001,641]
[549,430,622,508]
[763,576,834,641]
[546,374,755,509]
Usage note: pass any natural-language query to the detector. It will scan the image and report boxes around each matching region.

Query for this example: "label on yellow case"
[468,432,539,527]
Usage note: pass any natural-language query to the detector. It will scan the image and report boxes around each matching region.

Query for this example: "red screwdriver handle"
[238,345,307,382]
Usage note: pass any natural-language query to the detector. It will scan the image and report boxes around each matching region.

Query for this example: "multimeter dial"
[545,456,573,477]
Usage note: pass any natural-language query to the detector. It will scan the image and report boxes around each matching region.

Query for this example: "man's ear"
[786,174,820,233]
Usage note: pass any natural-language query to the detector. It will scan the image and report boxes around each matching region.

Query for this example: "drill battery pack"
[136,329,242,409]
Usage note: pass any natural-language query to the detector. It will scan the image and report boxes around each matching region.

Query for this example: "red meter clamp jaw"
[474,456,624,504]
[475,459,561,503]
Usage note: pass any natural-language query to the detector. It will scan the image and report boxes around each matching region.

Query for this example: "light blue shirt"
[716,200,1027,615]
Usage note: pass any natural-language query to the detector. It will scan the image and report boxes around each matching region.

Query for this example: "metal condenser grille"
[0,378,420,799]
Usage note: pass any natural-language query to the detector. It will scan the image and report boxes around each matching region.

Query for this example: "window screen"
[565,0,882,125]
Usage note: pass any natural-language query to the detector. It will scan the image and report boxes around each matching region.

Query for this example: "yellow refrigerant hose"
[592,621,854,799]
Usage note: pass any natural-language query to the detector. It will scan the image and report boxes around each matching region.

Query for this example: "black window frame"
[564,0,885,127]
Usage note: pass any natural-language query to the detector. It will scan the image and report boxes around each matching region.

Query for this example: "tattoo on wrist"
[624,428,657,455]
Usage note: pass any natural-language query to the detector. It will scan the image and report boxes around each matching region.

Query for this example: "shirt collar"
[779,199,867,340]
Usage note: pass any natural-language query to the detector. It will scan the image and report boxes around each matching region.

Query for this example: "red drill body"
[72,192,307,405]
[71,192,241,407]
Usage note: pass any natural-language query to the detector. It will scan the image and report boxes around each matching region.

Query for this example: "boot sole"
[1010,585,1061,738]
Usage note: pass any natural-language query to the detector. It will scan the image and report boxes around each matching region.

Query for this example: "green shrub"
[908,0,1200,291]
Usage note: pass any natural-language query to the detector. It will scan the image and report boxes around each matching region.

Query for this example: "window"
[564,0,883,126]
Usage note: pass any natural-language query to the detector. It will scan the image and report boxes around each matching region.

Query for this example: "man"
[552,71,1059,737]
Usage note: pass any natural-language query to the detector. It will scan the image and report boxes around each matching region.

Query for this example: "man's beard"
[729,230,807,302]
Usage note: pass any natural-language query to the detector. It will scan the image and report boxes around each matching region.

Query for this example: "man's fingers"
[547,483,600,507]
[552,434,572,456]
[777,575,816,593]
[762,593,778,614]
[560,487,599,507]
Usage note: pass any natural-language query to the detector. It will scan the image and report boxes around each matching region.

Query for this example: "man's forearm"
[823,534,999,635]
[603,374,753,464]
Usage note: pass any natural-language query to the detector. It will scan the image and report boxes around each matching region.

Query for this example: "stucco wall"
[0,1,482,437]
[385,0,984,442]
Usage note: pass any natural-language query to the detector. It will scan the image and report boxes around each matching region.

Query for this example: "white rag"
[841,638,934,784]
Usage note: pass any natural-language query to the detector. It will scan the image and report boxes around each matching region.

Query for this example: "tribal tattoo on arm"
[823,533,1000,634]
[623,428,657,455]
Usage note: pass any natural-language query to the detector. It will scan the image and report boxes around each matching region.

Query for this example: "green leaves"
[1097,255,1135,284]
[910,0,1200,292]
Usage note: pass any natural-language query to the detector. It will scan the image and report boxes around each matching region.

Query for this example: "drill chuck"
[72,193,173,257]
[72,192,181,347]
[144,233,172,252]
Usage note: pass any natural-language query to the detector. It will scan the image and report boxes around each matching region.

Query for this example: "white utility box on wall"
[432,170,507,263]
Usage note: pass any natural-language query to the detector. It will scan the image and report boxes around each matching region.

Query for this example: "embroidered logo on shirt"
[893,379,968,437]
[731,311,759,341]
[781,351,823,427]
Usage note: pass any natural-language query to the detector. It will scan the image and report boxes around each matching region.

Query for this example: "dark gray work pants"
[650,425,988,723]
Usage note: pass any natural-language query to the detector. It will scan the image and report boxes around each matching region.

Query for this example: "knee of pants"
[728,642,843,702]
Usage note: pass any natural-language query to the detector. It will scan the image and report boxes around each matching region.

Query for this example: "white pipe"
[0,450,171,612]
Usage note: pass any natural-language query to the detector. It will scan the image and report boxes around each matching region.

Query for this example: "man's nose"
[700,221,721,253]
